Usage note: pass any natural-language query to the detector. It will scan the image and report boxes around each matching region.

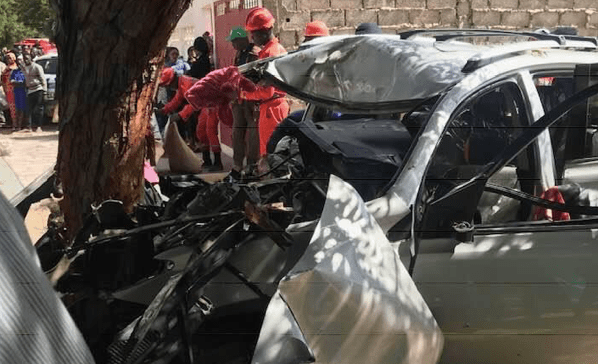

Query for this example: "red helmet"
[305,21,329,37]
[159,67,175,87]
[245,7,275,31]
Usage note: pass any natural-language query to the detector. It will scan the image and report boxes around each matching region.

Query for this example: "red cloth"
[1,68,16,122]
[258,37,286,59]
[241,38,286,102]
[532,187,571,222]
[1,54,17,122]
[240,38,288,155]
[162,75,198,121]
[185,66,256,109]
[245,8,275,31]
[196,108,221,153]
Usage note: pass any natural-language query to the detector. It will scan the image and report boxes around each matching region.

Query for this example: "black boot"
[202,151,212,167]
[207,152,223,172]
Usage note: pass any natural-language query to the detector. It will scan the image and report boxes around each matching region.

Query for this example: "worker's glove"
[170,113,182,124]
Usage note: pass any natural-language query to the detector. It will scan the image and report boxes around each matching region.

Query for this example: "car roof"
[267,35,477,109]
[35,54,58,61]
[263,33,598,111]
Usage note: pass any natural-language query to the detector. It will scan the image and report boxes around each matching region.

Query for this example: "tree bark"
[51,0,192,239]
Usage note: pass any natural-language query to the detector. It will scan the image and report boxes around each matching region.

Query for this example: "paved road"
[0,127,59,199]
[0,124,235,200]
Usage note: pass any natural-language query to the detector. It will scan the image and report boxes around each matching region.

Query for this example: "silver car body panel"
[415,225,598,363]
[35,54,57,100]
[517,70,557,189]
[0,158,24,201]
[252,175,443,364]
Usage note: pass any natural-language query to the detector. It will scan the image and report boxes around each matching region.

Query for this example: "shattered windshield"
[265,35,473,110]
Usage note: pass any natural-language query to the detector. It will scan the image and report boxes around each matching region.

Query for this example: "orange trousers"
[195,108,221,153]
[258,98,289,156]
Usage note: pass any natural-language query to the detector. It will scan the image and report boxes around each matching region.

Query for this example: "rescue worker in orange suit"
[266,20,329,153]
[303,20,329,42]
[156,67,198,143]
[195,105,233,172]
[241,7,289,156]
[184,66,256,172]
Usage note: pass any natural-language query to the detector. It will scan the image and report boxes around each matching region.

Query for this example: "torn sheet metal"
[265,35,473,108]
[252,292,315,364]
[252,175,443,364]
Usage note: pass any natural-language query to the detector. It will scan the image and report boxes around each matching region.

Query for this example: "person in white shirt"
[22,53,46,132]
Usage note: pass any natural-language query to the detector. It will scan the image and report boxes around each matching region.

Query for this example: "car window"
[36,58,57,74]
[477,82,598,225]
[535,74,575,177]
[418,81,598,239]
[427,82,530,184]
[418,81,535,231]
[534,69,598,178]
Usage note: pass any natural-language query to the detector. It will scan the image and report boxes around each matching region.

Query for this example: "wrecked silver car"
[257,30,598,363]
[40,30,598,363]
[44,174,442,364]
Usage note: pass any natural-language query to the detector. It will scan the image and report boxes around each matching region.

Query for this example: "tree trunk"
[51,0,191,239]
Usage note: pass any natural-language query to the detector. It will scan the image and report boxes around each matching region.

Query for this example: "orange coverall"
[241,38,289,155]
[196,107,221,153]
[162,75,198,121]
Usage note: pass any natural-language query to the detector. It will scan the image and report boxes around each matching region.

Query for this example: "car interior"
[281,105,419,201]
[422,82,537,232]
[432,74,598,231]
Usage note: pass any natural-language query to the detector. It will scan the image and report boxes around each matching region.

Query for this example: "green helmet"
[226,26,248,41]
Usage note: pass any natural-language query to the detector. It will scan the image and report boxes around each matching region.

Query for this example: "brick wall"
[263,0,598,49]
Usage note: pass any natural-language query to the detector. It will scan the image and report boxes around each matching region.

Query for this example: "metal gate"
[213,0,260,69]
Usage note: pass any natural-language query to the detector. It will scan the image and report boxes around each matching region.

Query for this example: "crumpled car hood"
[258,35,474,111]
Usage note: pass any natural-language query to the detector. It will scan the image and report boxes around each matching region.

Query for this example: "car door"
[410,76,598,363]
[533,65,598,189]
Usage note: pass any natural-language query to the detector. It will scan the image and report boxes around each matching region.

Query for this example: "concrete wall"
[168,0,214,56]
[264,0,598,49]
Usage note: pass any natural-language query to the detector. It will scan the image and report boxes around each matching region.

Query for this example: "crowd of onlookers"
[2,44,45,62]
[0,42,49,132]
